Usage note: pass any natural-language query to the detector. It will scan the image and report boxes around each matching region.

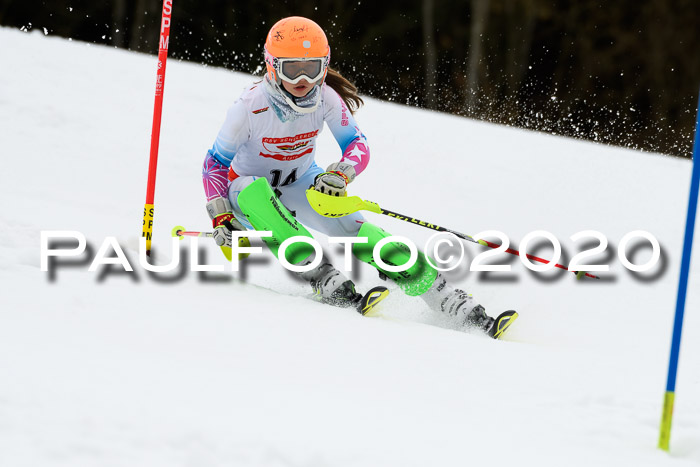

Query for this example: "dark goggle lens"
[281,60,323,80]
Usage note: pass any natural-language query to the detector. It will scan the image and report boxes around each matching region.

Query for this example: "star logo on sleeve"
[346,143,367,164]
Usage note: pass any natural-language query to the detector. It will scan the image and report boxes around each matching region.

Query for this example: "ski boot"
[297,261,389,315]
[421,273,518,339]
[297,261,362,308]
[467,304,518,339]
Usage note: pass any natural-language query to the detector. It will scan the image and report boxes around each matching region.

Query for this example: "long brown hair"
[325,67,364,114]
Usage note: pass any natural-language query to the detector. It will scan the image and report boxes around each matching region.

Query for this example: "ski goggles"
[267,52,330,84]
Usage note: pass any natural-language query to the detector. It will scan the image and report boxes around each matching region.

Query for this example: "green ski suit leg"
[352,222,437,296]
[237,178,316,265]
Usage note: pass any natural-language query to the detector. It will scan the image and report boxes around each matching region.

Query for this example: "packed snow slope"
[1,28,699,467]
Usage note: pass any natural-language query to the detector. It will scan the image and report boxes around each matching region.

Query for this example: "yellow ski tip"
[221,236,252,261]
[361,287,390,317]
[237,236,251,260]
[492,311,518,339]
[220,245,232,261]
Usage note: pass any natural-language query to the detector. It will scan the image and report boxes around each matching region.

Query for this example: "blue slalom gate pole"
[658,91,700,451]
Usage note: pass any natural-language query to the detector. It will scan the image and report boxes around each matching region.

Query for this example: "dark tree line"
[2,0,698,157]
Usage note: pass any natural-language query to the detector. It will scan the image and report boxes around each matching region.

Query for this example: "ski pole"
[171,226,214,239]
[141,0,174,256]
[171,226,252,261]
[306,189,599,280]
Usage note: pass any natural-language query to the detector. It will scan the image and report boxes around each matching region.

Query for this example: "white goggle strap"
[264,48,280,84]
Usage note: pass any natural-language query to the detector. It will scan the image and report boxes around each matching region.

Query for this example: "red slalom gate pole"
[141,0,173,256]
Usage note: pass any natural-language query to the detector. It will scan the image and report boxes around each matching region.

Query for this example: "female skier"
[201,16,515,338]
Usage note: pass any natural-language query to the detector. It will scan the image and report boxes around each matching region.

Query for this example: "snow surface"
[1,27,700,467]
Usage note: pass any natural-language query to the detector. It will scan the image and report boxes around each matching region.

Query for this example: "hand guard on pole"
[312,162,356,197]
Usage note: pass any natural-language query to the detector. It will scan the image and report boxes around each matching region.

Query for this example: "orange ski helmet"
[264,17,330,85]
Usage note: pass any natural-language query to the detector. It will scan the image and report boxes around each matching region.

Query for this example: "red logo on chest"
[260,130,319,161]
